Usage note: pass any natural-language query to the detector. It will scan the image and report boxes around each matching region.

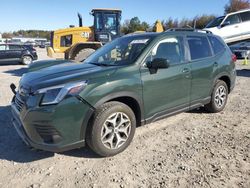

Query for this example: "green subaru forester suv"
[11,30,236,156]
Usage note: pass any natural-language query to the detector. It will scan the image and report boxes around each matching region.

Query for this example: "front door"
[0,44,8,62]
[140,36,191,121]
[219,14,242,40]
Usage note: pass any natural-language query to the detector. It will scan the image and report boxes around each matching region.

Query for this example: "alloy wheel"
[214,85,227,108]
[101,112,131,150]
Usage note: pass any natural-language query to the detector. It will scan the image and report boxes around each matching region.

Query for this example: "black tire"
[74,48,95,62]
[205,80,228,113]
[87,101,136,157]
[21,55,33,65]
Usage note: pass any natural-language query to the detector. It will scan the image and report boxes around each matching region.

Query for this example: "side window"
[151,36,185,65]
[60,35,72,47]
[224,14,241,25]
[208,36,225,55]
[240,11,250,22]
[8,45,23,50]
[104,14,117,31]
[187,36,212,60]
[0,45,6,51]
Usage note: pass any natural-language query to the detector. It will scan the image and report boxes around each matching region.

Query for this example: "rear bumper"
[11,103,85,152]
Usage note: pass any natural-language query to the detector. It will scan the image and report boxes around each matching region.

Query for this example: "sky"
[0,0,229,32]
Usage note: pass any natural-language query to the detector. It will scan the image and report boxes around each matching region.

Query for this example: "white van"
[205,9,250,43]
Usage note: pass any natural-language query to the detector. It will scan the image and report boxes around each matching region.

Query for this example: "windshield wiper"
[89,62,113,66]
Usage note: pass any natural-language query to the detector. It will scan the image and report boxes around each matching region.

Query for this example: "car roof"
[226,8,250,16]
[123,30,213,39]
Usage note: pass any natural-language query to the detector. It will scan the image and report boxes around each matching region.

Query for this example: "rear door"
[187,35,215,105]
[141,35,191,120]
[239,11,250,40]
[6,45,23,61]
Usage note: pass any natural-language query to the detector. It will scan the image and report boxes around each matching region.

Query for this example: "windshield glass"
[85,35,155,66]
[206,16,225,28]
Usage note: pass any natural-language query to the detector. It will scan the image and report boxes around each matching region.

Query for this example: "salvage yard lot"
[0,49,249,188]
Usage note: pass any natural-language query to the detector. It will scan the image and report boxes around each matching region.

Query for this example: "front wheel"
[87,102,136,157]
[205,80,228,113]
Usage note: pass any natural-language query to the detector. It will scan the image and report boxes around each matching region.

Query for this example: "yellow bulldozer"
[47,8,164,62]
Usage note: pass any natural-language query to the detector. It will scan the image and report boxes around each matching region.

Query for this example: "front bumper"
[11,94,93,152]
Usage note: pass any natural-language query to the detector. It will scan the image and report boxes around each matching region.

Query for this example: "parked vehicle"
[0,44,38,65]
[205,9,250,44]
[11,30,236,156]
[0,38,7,44]
[9,39,22,44]
[229,40,250,59]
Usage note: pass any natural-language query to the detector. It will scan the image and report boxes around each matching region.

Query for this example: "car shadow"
[187,107,209,114]
[237,69,250,78]
[0,105,100,163]
[4,67,28,77]
[0,61,21,66]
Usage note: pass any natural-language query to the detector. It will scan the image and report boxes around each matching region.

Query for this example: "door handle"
[234,25,239,28]
[214,62,218,67]
[182,68,190,73]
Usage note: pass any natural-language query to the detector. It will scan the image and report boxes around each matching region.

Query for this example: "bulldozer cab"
[91,9,122,44]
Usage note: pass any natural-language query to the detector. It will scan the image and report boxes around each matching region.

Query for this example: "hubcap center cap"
[114,128,118,133]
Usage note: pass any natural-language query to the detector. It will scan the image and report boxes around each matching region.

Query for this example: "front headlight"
[37,81,88,105]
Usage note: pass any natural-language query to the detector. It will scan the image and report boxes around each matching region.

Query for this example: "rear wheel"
[87,102,136,157]
[205,80,228,113]
[74,48,95,62]
[22,55,33,65]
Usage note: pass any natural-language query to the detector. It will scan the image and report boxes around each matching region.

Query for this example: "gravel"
[0,49,249,188]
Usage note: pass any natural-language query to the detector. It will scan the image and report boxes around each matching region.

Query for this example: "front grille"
[34,124,62,143]
[14,94,25,112]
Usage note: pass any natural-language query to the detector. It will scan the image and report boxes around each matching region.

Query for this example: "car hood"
[28,59,76,72]
[20,62,118,93]
[204,27,219,34]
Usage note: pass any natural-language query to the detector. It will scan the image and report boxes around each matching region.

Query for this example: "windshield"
[206,16,225,28]
[85,35,155,66]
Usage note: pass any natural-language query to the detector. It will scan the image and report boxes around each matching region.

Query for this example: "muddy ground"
[0,49,249,188]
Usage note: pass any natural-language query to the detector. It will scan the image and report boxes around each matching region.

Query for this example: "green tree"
[193,15,216,29]
[224,0,250,14]
[121,17,150,34]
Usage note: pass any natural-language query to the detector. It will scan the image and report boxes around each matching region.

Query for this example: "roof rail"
[167,28,213,34]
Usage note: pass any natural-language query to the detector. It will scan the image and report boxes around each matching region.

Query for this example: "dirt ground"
[0,48,249,188]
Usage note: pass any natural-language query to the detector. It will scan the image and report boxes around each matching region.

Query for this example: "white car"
[205,9,250,43]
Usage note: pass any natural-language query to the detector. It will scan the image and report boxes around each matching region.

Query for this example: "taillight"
[232,54,237,63]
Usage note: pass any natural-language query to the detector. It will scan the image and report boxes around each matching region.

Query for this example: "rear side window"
[152,36,185,65]
[240,11,250,22]
[208,36,225,55]
[8,45,23,50]
[60,35,72,47]
[187,36,212,60]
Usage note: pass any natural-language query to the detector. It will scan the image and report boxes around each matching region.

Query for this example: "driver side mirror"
[221,21,230,28]
[146,58,170,69]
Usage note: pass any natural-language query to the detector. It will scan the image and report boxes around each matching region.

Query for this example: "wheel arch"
[66,42,102,60]
[93,92,144,127]
[80,92,144,140]
[21,53,34,60]
[213,73,232,94]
